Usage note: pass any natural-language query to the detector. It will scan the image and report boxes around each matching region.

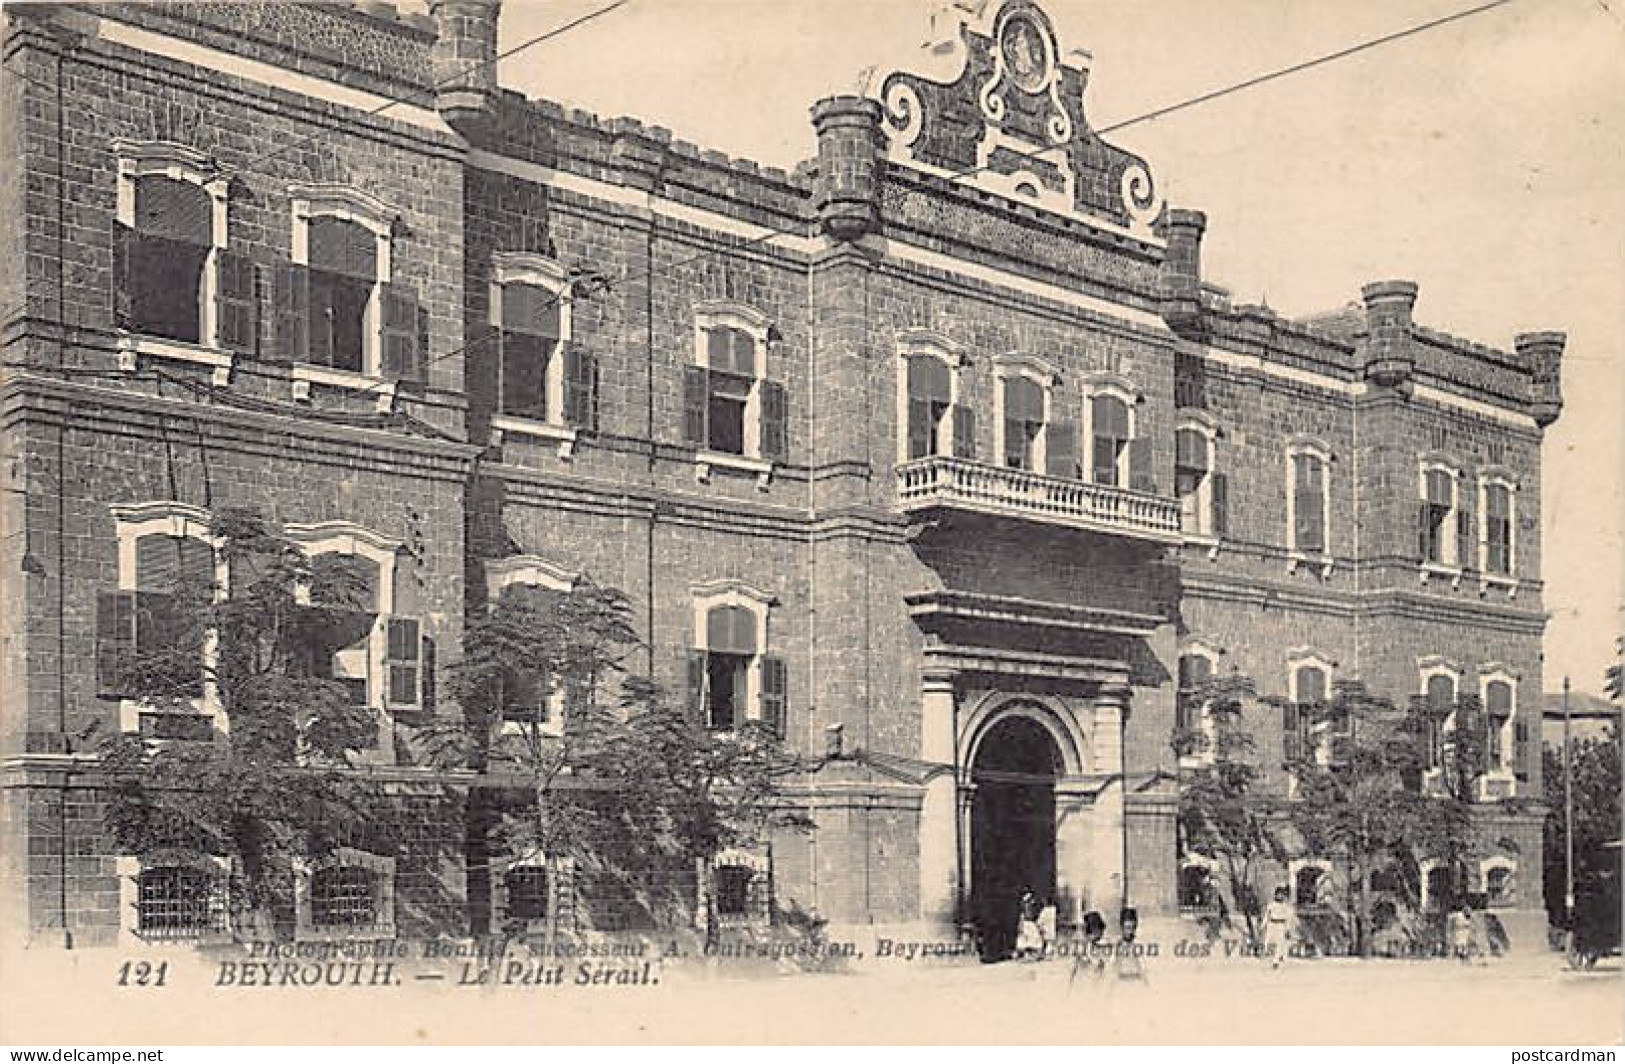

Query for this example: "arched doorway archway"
[969,711,1061,961]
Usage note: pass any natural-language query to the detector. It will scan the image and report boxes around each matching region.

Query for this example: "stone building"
[0,0,1562,951]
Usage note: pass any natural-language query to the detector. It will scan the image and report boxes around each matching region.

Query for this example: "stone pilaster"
[918,668,960,933]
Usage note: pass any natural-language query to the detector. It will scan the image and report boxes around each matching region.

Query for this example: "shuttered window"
[117,177,212,345]
[499,283,561,421]
[1420,469,1453,564]
[1485,484,1513,575]
[1003,378,1045,471]
[1175,429,1210,533]
[1090,395,1129,486]
[1292,453,1327,554]
[1485,680,1513,763]
[906,357,953,460]
[306,218,375,374]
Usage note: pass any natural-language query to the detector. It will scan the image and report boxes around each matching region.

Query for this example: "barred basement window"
[715,865,754,917]
[136,866,224,937]
[505,867,549,921]
[310,867,377,929]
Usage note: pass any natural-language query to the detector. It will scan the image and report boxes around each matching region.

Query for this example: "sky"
[485,0,1625,696]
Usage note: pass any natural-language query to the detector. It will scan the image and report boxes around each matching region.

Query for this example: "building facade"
[0,0,1563,951]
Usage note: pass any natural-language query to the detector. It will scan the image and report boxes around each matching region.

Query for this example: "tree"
[421,576,806,942]
[97,508,390,938]
[1279,680,1480,957]
[1605,637,1622,703]
[1542,722,1623,928]
[1172,672,1287,947]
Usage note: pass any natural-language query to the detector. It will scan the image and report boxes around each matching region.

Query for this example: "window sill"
[696,450,773,491]
[118,334,233,387]
[291,363,397,413]
[294,924,397,943]
[490,414,578,460]
[1420,562,1463,589]
[1479,573,1518,599]
[1287,551,1334,579]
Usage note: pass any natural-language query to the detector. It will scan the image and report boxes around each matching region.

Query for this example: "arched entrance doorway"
[970,712,1061,961]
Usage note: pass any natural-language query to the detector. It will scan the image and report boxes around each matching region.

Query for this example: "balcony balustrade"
[895,455,1181,542]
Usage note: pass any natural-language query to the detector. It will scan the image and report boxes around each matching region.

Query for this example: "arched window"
[1484,677,1514,770]
[1175,423,1225,537]
[1485,865,1516,908]
[1421,661,1461,773]
[905,355,954,460]
[1418,461,1460,567]
[690,582,783,737]
[994,355,1061,475]
[684,303,784,473]
[1089,395,1131,486]
[1294,864,1325,908]
[1479,475,1517,581]
[488,253,595,452]
[1004,377,1046,471]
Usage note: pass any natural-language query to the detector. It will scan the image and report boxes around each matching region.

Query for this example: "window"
[1421,862,1449,912]
[1421,662,1461,772]
[905,356,953,460]
[1483,862,1516,908]
[1481,477,1516,579]
[1293,864,1326,908]
[112,142,248,362]
[1004,377,1046,471]
[284,521,416,721]
[1289,449,1329,555]
[488,254,597,449]
[283,185,423,387]
[1175,418,1226,538]
[1090,395,1130,485]
[684,304,786,471]
[1176,651,1214,734]
[897,331,974,463]
[311,867,376,928]
[1419,466,1456,565]
[711,849,769,924]
[1179,863,1218,915]
[297,850,395,939]
[715,865,754,918]
[1283,652,1333,764]
[101,502,226,733]
[688,582,784,736]
[486,556,581,739]
[994,356,1063,476]
[504,866,549,922]
[1480,668,1517,777]
[136,865,226,938]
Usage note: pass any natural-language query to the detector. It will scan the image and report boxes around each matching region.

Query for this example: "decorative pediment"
[868,0,1162,237]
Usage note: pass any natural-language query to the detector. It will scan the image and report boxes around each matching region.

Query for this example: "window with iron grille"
[715,865,754,917]
[310,867,377,929]
[505,866,549,921]
[137,866,224,937]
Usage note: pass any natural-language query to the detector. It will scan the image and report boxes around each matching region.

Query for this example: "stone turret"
[1157,208,1206,338]
[429,0,500,136]
[1514,331,1565,427]
[1360,279,1418,388]
[810,96,884,242]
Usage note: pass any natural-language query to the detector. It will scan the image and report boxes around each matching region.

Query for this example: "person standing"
[1262,885,1296,969]
[1015,890,1043,960]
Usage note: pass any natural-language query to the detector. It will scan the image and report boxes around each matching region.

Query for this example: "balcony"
[895,456,1182,542]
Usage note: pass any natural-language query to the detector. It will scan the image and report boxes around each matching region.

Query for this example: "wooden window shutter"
[381,283,423,384]
[467,324,501,422]
[760,380,788,463]
[687,649,708,720]
[907,399,932,460]
[1211,472,1229,536]
[1456,494,1475,570]
[562,342,599,432]
[1045,420,1078,480]
[384,616,422,710]
[1513,720,1532,783]
[215,251,259,356]
[1282,702,1302,763]
[275,262,310,363]
[1128,436,1155,492]
[1418,499,1433,561]
[113,221,135,330]
[683,366,709,447]
[951,406,976,460]
[96,591,138,698]
[761,655,787,739]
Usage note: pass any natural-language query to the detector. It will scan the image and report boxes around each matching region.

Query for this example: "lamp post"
[1563,675,1575,937]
